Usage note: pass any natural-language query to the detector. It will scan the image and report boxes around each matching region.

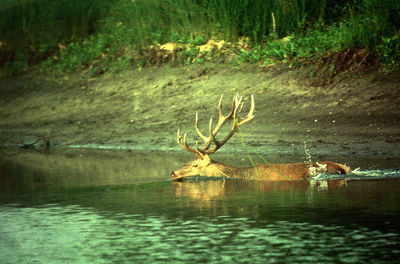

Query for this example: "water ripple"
[1,203,399,264]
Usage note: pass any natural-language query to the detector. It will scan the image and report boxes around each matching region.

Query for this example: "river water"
[1,149,400,263]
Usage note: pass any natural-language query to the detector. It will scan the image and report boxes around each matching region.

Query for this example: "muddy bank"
[0,63,399,166]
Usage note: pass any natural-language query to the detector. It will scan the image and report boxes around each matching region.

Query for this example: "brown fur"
[171,154,350,181]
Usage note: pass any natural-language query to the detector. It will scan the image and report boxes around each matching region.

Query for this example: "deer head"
[171,94,255,181]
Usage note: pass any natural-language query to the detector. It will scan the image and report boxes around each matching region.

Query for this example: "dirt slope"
[0,63,399,165]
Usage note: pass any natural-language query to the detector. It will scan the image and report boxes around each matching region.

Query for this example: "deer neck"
[207,161,258,179]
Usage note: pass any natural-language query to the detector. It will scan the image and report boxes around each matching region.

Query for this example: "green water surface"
[1,150,399,263]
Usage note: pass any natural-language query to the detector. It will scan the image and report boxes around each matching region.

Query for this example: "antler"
[177,93,255,156]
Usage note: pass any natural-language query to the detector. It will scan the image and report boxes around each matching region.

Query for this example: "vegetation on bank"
[0,0,399,76]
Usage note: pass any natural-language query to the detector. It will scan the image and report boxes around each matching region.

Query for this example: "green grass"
[0,0,116,75]
[0,0,113,45]
[0,0,399,76]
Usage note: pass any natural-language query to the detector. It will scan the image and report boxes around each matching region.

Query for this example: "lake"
[1,149,399,263]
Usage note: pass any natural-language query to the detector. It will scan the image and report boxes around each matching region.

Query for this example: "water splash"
[303,141,329,177]
[350,168,400,179]
[308,163,328,178]
[312,168,400,180]
[303,141,312,163]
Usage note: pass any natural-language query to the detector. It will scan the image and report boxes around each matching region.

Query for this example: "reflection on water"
[172,179,346,201]
[1,149,400,263]
[0,149,179,193]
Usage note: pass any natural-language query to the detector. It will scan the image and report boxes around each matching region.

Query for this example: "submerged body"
[214,161,350,181]
[171,155,350,181]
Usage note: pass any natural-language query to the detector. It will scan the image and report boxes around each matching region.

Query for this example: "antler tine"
[177,129,198,155]
[238,101,244,113]
[233,95,243,120]
[218,94,224,118]
[201,93,254,154]
[175,94,255,156]
[210,94,237,137]
[238,94,255,126]
[197,94,236,153]
[208,117,219,147]
[195,112,208,142]
[231,93,236,113]
[176,129,185,146]
[210,94,254,150]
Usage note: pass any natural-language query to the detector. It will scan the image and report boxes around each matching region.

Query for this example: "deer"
[171,94,350,181]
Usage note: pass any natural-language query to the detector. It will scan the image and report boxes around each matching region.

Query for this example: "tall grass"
[194,0,326,41]
[100,0,211,47]
[0,0,113,47]
[1,0,399,75]
[0,0,116,74]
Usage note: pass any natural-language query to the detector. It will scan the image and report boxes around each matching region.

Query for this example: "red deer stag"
[171,94,350,181]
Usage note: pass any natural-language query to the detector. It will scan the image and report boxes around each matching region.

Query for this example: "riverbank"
[0,62,399,166]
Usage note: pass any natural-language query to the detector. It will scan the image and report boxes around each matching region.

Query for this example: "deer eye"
[192,163,198,168]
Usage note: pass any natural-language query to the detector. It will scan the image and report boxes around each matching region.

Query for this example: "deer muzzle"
[171,171,183,181]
